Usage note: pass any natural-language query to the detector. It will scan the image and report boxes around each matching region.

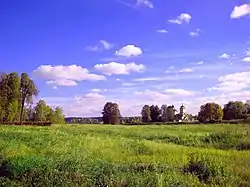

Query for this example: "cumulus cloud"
[157,29,168,33]
[210,71,250,92]
[33,65,106,87]
[168,13,191,24]
[94,62,146,75]
[231,4,250,18]
[219,53,230,59]
[115,45,142,57]
[100,40,114,50]
[242,57,250,62]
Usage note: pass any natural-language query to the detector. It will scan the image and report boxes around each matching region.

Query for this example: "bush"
[0,155,12,178]
[183,154,230,184]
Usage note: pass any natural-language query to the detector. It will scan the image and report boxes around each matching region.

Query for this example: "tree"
[20,73,38,124]
[198,103,223,123]
[54,107,65,124]
[161,105,168,122]
[34,100,50,121]
[150,105,161,122]
[141,105,151,122]
[102,102,121,124]
[223,101,247,120]
[166,105,176,122]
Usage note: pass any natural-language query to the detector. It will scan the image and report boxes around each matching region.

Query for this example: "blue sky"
[1,0,250,117]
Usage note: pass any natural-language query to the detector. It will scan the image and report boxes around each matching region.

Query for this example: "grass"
[0,124,250,186]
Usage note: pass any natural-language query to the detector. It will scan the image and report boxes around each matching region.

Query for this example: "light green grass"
[0,124,250,186]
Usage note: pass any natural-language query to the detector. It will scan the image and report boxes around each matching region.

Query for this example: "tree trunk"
[20,96,25,125]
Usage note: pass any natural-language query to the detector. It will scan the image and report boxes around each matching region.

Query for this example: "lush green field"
[0,124,250,186]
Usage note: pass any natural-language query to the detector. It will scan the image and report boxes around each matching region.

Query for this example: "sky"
[1,0,250,117]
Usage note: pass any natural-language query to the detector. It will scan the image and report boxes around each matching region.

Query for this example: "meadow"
[0,124,250,187]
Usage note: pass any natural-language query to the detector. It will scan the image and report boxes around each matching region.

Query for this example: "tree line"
[0,72,65,124]
[101,101,250,124]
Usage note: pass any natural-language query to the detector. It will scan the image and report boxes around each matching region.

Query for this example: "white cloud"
[231,4,250,18]
[115,45,142,57]
[33,65,106,87]
[85,46,99,52]
[242,57,250,62]
[94,62,146,75]
[90,89,101,93]
[116,0,153,9]
[168,13,191,24]
[85,40,114,51]
[100,40,114,50]
[46,79,78,86]
[211,71,250,92]
[157,29,168,33]
[192,61,204,65]
[179,68,194,73]
[219,53,230,59]
[136,0,153,8]
[164,88,197,96]
[134,77,163,82]
[189,29,201,37]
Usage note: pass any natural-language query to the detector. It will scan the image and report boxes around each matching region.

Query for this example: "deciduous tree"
[141,105,151,122]
[150,105,161,122]
[198,103,223,123]
[20,73,38,124]
[102,102,121,124]
[223,101,246,120]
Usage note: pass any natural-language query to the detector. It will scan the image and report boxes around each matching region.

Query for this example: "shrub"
[0,155,12,178]
[1,121,51,126]
[183,154,230,184]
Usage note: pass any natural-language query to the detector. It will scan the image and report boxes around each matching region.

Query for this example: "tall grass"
[0,124,250,186]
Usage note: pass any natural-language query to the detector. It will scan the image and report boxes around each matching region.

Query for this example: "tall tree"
[102,102,121,124]
[198,103,223,123]
[150,105,161,122]
[5,72,20,122]
[20,73,38,124]
[223,101,246,120]
[166,105,176,122]
[141,105,151,122]
[54,107,65,124]
[161,105,168,122]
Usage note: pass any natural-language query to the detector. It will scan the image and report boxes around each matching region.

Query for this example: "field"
[0,124,250,186]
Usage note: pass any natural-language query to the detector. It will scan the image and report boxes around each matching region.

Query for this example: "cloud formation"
[115,45,142,57]
[94,62,146,75]
[219,53,230,59]
[168,13,191,24]
[157,29,168,33]
[33,65,106,86]
[85,40,114,51]
[231,4,250,18]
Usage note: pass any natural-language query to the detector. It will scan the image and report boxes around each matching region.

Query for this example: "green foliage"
[223,101,247,120]
[141,105,151,122]
[102,102,121,124]
[150,105,161,122]
[20,73,38,124]
[198,102,223,123]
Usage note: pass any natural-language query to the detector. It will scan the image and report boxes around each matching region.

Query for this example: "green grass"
[0,124,250,186]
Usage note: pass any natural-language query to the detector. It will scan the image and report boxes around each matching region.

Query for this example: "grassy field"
[0,124,250,186]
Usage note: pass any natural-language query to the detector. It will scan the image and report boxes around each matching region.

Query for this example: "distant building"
[175,104,189,122]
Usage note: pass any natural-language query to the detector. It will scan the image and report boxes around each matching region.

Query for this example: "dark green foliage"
[102,102,121,124]
[0,155,12,178]
[150,105,161,122]
[198,103,223,123]
[183,154,230,184]
[141,105,151,122]
[223,101,247,120]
